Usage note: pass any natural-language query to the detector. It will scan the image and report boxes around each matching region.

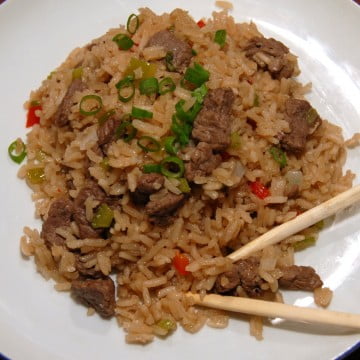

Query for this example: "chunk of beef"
[280,99,322,154]
[237,257,265,298]
[185,142,222,181]
[146,30,193,72]
[279,265,323,291]
[53,79,87,127]
[130,173,165,206]
[192,88,235,151]
[215,265,241,293]
[244,36,295,79]
[97,116,122,147]
[71,277,116,317]
[145,192,185,217]
[41,198,73,247]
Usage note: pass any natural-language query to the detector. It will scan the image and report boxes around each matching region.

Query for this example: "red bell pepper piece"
[249,181,270,199]
[26,104,42,128]
[173,253,190,275]
[197,19,206,28]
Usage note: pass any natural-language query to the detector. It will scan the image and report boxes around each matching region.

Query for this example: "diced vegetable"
[173,253,190,275]
[91,204,114,229]
[175,99,202,123]
[98,109,116,125]
[131,106,153,119]
[214,29,227,48]
[115,75,135,102]
[100,157,110,171]
[306,108,318,125]
[165,51,176,72]
[269,146,287,169]
[137,136,161,152]
[197,19,206,28]
[126,14,139,35]
[72,67,83,80]
[124,58,157,80]
[139,77,159,95]
[230,132,241,149]
[191,83,208,103]
[178,178,191,193]
[160,156,185,178]
[112,33,134,50]
[249,181,270,199]
[79,95,103,116]
[191,49,198,56]
[115,121,137,142]
[253,93,260,107]
[26,103,42,128]
[184,63,210,88]
[171,114,192,146]
[30,100,40,107]
[293,236,316,251]
[285,170,303,185]
[159,77,176,95]
[163,136,178,155]
[156,319,177,332]
[27,168,46,184]
[8,138,27,164]
[143,163,161,174]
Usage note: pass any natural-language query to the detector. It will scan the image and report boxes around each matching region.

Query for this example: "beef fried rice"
[17,8,355,343]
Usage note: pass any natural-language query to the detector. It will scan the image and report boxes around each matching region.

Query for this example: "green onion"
[175,99,202,123]
[124,58,157,80]
[171,115,192,146]
[184,62,210,88]
[126,14,139,35]
[230,132,241,149]
[137,136,161,152]
[79,95,103,116]
[253,93,260,107]
[159,77,176,95]
[163,136,178,155]
[178,178,191,193]
[8,139,27,164]
[100,157,110,171]
[98,109,116,125]
[143,163,161,174]
[293,236,316,251]
[27,167,45,184]
[269,146,287,169]
[165,51,176,72]
[214,29,227,48]
[115,121,137,142]
[112,33,134,50]
[156,319,177,332]
[116,75,135,102]
[306,108,318,125]
[72,67,83,80]
[139,77,159,95]
[191,49,198,56]
[91,204,114,229]
[191,83,208,103]
[160,156,185,178]
[131,106,153,119]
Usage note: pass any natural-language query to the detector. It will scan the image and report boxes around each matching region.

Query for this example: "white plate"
[1,0,360,359]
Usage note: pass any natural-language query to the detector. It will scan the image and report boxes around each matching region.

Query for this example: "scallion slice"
[131,106,153,119]
[143,163,161,174]
[163,136,178,155]
[175,99,202,123]
[115,121,137,142]
[159,77,176,95]
[112,33,134,50]
[160,156,185,178]
[79,95,103,116]
[191,83,208,103]
[137,136,161,152]
[116,76,135,102]
[165,51,176,72]
[269,146,287,169]
[214,29,227,48]
[126,14,139,35]
[8,139,27,164]
[178,178,191,193]
[139,77,159,95]
[184,63,209,88]
[171,115,191,146]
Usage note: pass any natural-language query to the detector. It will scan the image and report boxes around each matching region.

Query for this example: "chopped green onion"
[178,178,191,193]
[165,51,176,72]
[191,49,198,56]
[171,115,192,146]
[124,58,157,80]
[143,163,161,174]
[159,77,176,95]
[139,77,159,95]
[191,83,208,103]
[30,100,40,107]
[294,236,316,251]
[79,95,103,116]
[269,146,287,169]
[163,136,178,155]
[160,156,185,178]
[214,29,227,48]
[184,63,210,88]
[126,14,139,35]
[8,139,27,164]
[306,108,318,125]
[72,67,83,80]
[27,167,45,184]
[156,319,177,332]
[131,106,153,119]
[115,121,137,142]
[98,109,116,125]
[100,157,110,171]
[175,99,202,123]
[253,93,260,107]
[230,132,241,149]
[91,204,114,229]
[137,136,161,152]
[112,33,134,50]
[116,75,135,102]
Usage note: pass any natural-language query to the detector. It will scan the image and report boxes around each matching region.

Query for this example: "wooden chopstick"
[227,184,360,262]
[188,293,360,329]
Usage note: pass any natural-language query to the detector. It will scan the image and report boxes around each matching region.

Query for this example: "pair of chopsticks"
[187,184,360,329]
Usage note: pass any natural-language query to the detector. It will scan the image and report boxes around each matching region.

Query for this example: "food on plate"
[15,8,355,343]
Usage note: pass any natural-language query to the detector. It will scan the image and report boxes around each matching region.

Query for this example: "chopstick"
[227,184,360,262]
[188,293,360,329]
